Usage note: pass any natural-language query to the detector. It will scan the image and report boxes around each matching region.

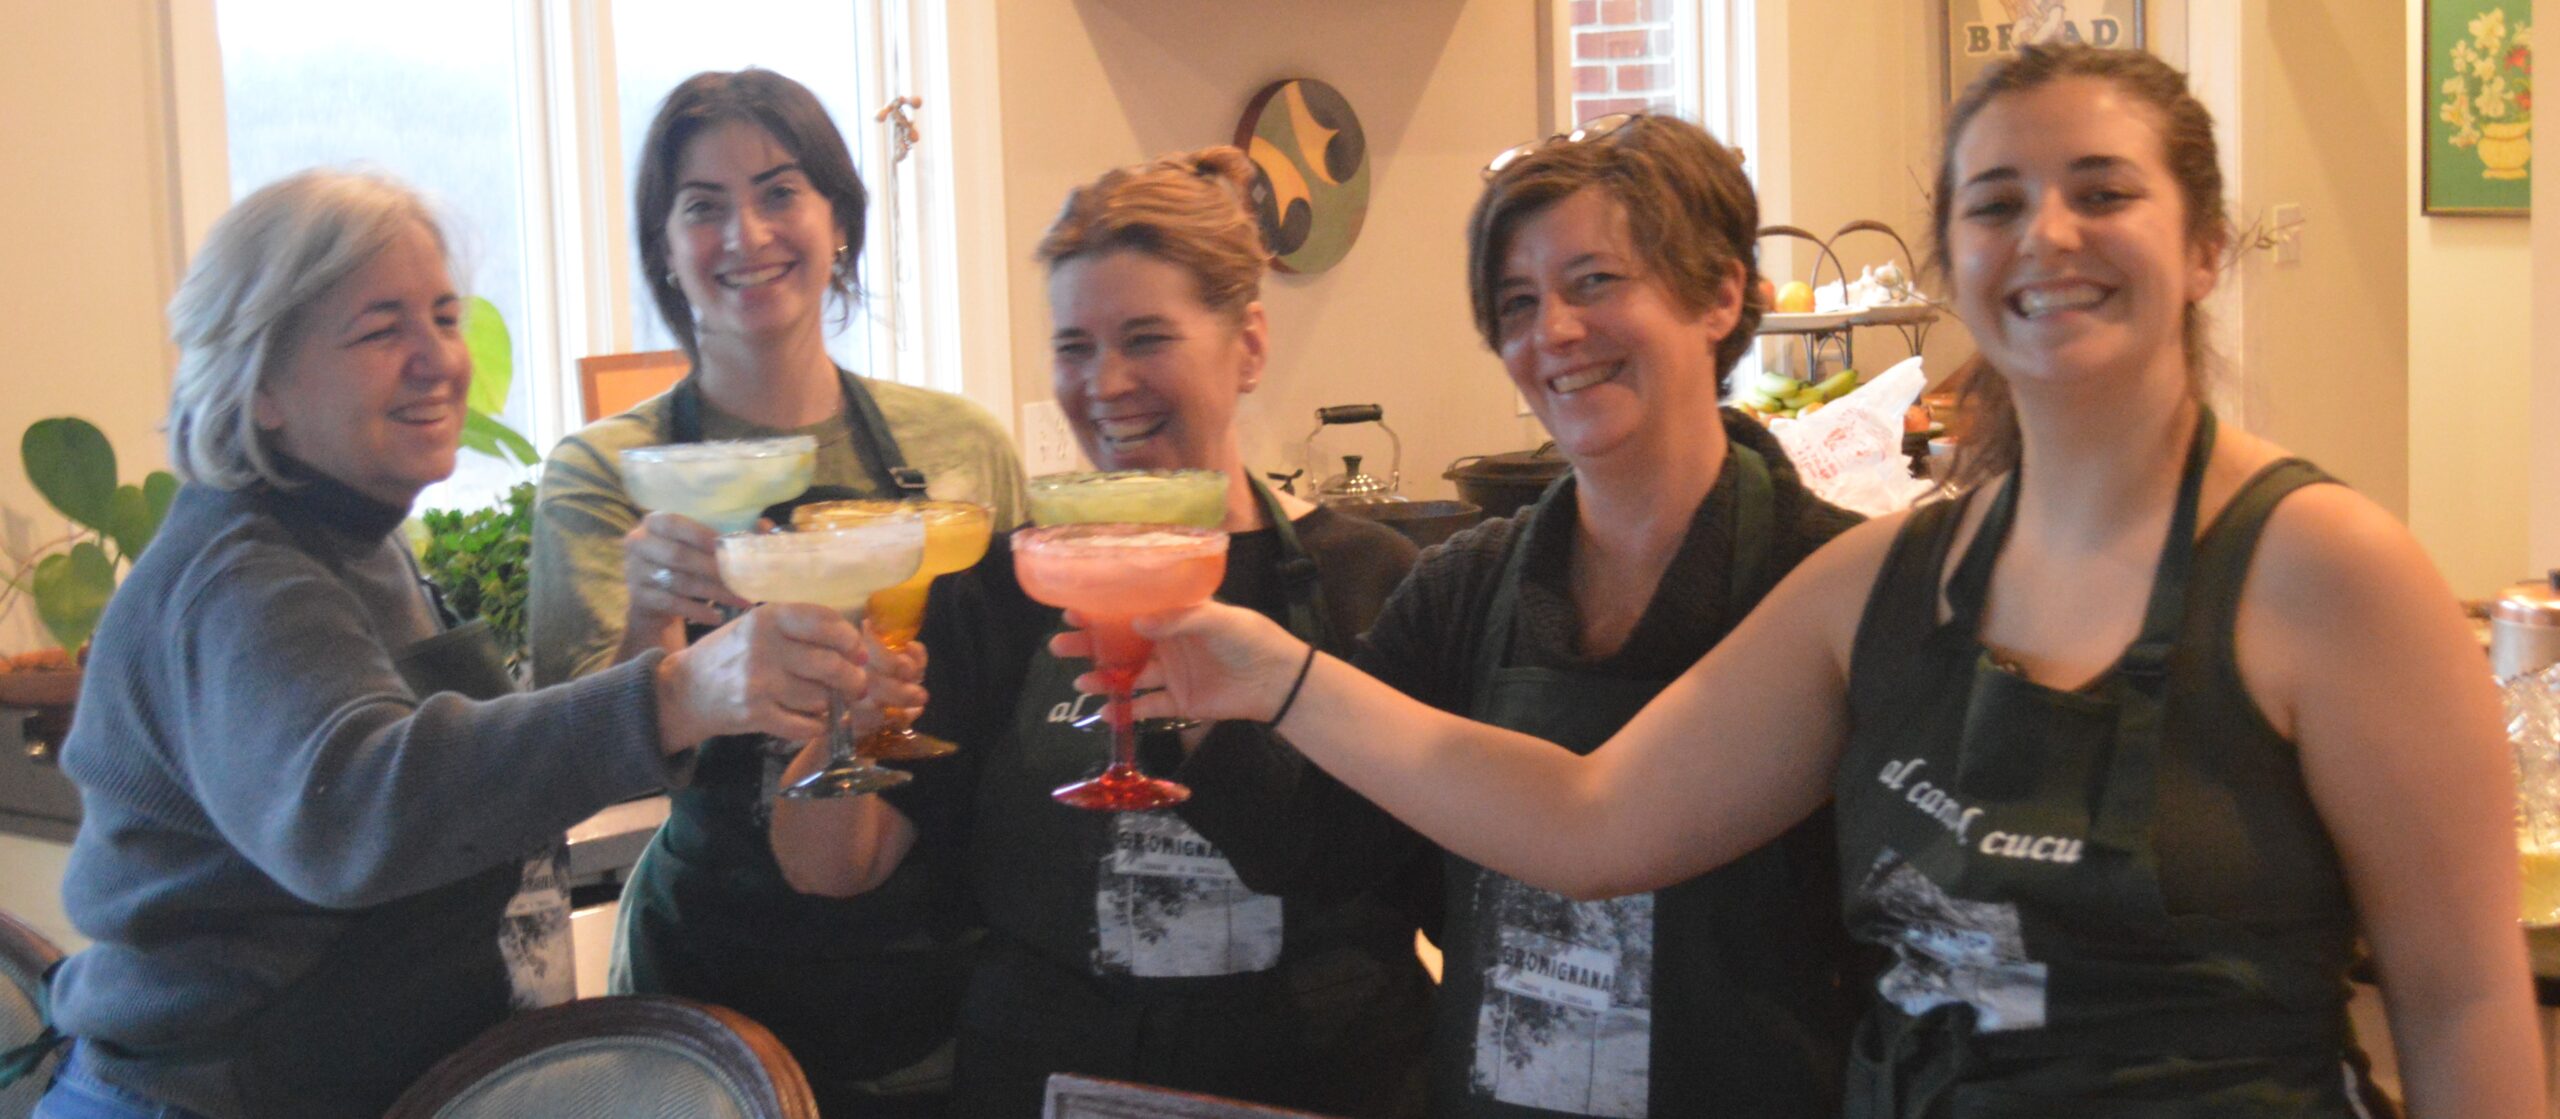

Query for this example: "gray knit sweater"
[48,471,680,1117]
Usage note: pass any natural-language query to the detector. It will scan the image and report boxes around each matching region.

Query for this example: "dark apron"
[1836,410,2372,1117]
[1431,448,1847,1119]
[958,479,1424,1118]
[616,368,973,1116]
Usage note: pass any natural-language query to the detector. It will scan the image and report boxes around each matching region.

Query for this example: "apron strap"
[667,368,924,497]
[1248,474,1333,649]
[2089,407,2216,853]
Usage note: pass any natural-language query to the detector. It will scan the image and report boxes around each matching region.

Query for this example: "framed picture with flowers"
[2426,0,2533,215]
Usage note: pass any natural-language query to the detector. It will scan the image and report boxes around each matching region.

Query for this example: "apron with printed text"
[1434,448,1853,1119]
[1835,409,2385,1117]
[958,477,1429,1118]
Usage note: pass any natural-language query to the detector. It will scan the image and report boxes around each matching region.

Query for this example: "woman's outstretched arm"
[1111,513,1904,899]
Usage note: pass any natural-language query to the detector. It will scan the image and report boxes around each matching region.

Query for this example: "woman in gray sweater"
[30,168,875,1119]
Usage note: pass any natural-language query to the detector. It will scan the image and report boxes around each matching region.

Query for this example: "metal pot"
[2494,569,2560,680]
[1337,497,1484,551]
[1444,442,1571,521]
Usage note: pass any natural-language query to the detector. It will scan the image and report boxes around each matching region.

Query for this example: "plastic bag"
[1766,355,1937,516]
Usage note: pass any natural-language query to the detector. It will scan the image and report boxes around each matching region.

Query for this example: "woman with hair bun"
[771,147,1432,1118]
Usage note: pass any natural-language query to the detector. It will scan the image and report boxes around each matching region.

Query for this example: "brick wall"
[1570,0,1680,124]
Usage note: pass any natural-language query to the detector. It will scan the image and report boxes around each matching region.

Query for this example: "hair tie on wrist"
[1268,643,1319,728]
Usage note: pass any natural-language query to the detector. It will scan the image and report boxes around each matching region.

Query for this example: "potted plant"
[0,417,177,712]
[414,296,540,670]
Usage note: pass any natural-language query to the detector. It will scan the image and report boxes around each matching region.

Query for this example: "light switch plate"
[1020,400,1085,475]
[2269,203,2303,265]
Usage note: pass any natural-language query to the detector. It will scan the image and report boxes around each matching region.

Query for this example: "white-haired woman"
[26,168,868,1119]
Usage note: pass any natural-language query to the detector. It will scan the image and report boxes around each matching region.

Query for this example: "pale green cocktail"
[1026,469,1226,528]
[621,436,817,533]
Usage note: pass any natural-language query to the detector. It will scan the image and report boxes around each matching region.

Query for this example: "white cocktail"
[622,436,818,533]
[717,513,926,797]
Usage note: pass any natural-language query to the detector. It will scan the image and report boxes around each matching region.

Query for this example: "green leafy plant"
[417,480,534,668]
[459,295,539,468]
[2,418,180,653]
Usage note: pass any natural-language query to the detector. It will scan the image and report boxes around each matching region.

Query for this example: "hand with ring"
[624,511,752,637]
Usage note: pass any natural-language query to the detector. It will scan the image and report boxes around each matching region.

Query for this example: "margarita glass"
[621,436,818,533]
[795,499,994,760]
[718,513,926,798]
[1028,469,1230,735]
[1026,469,1227,529]
[1013,524,1228,810]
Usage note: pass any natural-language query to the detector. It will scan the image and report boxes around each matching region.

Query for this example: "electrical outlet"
[1019,400,1085,475]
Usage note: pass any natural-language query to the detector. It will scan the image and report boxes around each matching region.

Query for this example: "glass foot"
[1051,767,1190,812]
[780,762,913,799]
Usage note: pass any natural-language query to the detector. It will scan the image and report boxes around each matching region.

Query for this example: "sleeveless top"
[1836,410,2383,1115]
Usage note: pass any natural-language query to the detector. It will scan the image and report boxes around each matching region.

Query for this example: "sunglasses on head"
[1481,112,1642,180]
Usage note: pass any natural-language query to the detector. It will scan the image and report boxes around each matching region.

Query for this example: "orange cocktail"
[1011,524,1228,810]
[796,499,993,759]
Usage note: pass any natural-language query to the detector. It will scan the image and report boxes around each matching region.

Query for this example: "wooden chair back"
[577,350,690,424]
[384,996,816,1119]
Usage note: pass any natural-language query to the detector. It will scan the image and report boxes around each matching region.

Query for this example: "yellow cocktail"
[1027,469,1227,528]
[796,499,994,759]
[2524,843,2560,927]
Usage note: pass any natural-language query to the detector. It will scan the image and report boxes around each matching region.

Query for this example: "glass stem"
[1108,682,1139,776]
[827,688,857,770]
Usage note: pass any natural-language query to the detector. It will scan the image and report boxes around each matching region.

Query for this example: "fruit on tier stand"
[1775,281,1816,314]
[1733,368,1861,421]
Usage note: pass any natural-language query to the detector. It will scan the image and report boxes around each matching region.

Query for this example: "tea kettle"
[1303,405,1406,508]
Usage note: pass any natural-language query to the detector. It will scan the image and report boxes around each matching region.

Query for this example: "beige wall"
[2236,4,2410,516]
[2535,0,2560,578]
[2407,0,2536,598]
[0,1,182,654]
[1763,3,1975,385]
[991,0,1546,500]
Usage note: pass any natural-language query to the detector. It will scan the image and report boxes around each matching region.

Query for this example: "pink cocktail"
[1012,524,1228,810]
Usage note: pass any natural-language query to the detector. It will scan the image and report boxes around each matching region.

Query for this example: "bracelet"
[1268,643,1319,729]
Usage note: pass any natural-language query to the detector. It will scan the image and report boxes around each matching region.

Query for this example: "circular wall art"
[1234,78,1369,275]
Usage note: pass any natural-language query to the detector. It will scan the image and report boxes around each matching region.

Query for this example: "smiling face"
[1046,249,1266,472]
[1493,187,1740,464]
[663,120,844,350]
[256,221,470,508]
[1946,77,2221,394]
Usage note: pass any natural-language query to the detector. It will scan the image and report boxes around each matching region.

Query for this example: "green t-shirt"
[529,372,1027,686]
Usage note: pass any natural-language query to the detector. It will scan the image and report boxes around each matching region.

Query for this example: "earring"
[664,271,680,288]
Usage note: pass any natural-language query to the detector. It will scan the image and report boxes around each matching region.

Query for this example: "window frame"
[163,0,1006,484]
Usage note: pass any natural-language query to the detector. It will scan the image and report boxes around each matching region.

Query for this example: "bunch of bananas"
[1732,369,1860,421]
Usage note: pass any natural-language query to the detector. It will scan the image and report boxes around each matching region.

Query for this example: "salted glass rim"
[621,435,819,464]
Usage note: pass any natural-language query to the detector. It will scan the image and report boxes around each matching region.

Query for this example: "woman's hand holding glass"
[623,510,754,635]
[1050,600,1310,730]
[654,602,870,755]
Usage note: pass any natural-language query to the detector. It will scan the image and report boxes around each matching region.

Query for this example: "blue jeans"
[31,1045,213,1119]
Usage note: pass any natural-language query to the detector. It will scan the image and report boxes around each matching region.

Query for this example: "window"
[1563,0,1684,124]
[181,0,981,513]
[1556,0,1753,149]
